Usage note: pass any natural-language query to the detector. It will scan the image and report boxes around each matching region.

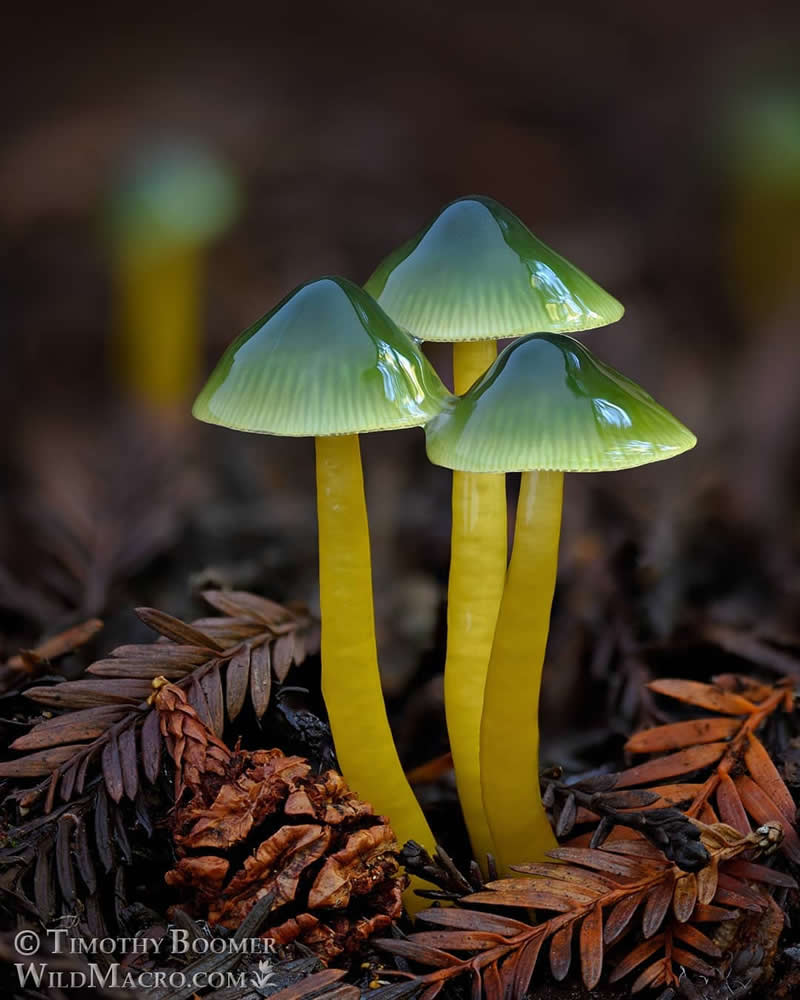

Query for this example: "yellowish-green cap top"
[193,277,452,437]
[364,196,624,343]
[425,334,696,473]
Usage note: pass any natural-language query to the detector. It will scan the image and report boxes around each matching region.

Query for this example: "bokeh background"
[2,2,799,835]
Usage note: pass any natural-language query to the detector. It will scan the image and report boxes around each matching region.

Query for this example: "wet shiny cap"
[364,196,624,342]
[193,277,453,437]
[108,143,240,253]
[425,334,696,472]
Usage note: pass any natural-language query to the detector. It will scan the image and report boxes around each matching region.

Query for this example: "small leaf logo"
[251,958,276,988]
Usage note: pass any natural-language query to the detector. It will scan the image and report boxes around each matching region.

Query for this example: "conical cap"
[365,196,624,342]
[193,277,452,437]
[425,334,696,472]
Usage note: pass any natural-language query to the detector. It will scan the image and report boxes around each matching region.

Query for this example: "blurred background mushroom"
[1,1,799,866]
[106,141,239,415]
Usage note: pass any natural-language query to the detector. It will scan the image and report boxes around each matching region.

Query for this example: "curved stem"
[315,434,435,913]
[446,341,507,872]
[480,469,564,874]
[115,242,201,408]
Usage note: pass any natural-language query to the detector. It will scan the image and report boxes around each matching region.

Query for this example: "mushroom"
[720,87,800,322]
[425,333,697,873]
[107,143,240,410]
[192,276,452,910]
[365,196,623,868]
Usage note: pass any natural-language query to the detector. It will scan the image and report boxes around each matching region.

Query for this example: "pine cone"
[151,679,407,961]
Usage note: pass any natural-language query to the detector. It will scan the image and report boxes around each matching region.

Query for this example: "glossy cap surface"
[365,196,624,342]
[193,277,452,437]
[426,334,696,472]
[108,144,240,252]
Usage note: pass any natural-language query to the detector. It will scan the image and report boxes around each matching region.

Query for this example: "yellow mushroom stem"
[315,433,435,913]
[114,241,202,409]
[480,468,564,875]
[445,340,507,873]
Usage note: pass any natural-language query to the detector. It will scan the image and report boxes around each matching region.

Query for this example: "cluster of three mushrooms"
[193,197,696,903]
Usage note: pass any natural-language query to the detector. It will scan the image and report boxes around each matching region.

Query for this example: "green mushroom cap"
[108,143,240,253]
[426,334,696,473]
[193,276,453,437]
[364,196,624,342]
